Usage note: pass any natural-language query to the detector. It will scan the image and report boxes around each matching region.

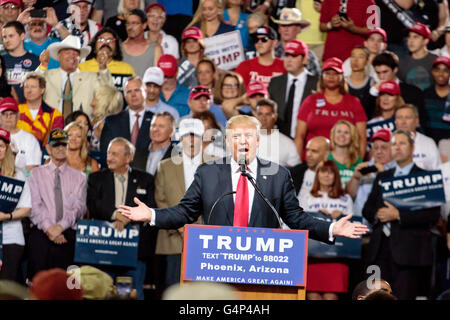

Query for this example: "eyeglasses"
[148,14,164,20]
[222,83,238,88]
[254,36,269,43]
[29,22,45,27]
[191,87,211,94]
[1,4,20,9]
[97,37,116,44]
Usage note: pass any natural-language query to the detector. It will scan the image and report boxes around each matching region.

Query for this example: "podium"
[180,225,308,300]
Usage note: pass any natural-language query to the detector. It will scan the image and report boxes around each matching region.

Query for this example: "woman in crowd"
[177,27,206,89]
[186,0,235,38]
[89,85,124,151]
[294,58,367,160]
[304,160,353,300]
[196,57,217,90]
[0,128,31,283]
[65,110,92,138]
[65,122,100,176]
[223,0,250,49]
[213,71,246,119]
[105,0,145,41]
[369,80,404,124]
[193,111,226,161]
[328,120,363,188]
[0,55,18,101]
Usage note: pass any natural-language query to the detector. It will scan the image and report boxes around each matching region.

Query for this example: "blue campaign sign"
[0,176,24,213]
[366,118,396,141]
[381,170,446,211]
[74,219,140,268]
[306,212,362,259]
[183,225,308,287]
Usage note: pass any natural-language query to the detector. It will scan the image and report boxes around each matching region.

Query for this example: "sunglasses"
[254,36,270,43]
[97,37,116,44]
[192,87,211,94]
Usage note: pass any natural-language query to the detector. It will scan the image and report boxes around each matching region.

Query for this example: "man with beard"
[79,27,135,93]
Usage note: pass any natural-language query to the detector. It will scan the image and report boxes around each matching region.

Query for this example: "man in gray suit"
[268,39,318,139]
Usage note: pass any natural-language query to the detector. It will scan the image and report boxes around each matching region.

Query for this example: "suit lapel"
[301,74,316,102]
[137,111,153,146]
[172,154,186,197]
[125,168,137,205]
[104,170,116,209]
[123,111,131,140]
[218,162,234,226]
[248,158,268,227]
[277,74,288,118]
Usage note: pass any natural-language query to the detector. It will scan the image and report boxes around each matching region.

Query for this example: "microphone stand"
[207,191,236,225]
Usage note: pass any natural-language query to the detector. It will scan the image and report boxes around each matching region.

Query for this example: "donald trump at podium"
[120,115,368,243]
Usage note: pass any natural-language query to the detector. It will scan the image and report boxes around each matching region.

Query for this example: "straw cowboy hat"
[271,8,310,28]
[48,35,91,61]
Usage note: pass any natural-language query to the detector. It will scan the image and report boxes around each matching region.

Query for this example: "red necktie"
[130,113,140,146]
[233,173,249,227]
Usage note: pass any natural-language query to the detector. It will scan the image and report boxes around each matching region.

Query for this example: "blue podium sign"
[381,170,446,211]
[366,118,396,141]
[74,219,140,268]
[0,176,25,213]
[183,225,308,287]
[306,212,362,259]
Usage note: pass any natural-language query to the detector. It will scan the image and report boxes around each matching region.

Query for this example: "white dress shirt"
[182,151,203,192]
[413,132,441,170]
[257,131,300,167]
[286,71,308,138]
[128,109,145,135]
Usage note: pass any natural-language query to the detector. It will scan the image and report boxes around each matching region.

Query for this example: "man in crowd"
[268,39,318,138]
[363,130,441,300]
[133,111,176,176]
[100,76,153,166]
[235,26,286,88]
[2,21,40,103]
[87,137,157,300]
[79,27,136,93]
[0,96,42,175]
[152,118,205,298]
[255,98,300,167]
[272,7,320,76]
[238,81,269,117]
[289,136,330,204]
[48,0,102,48]
[28,129,87,279]
[0,0,21,27]
[398,23,438,91]
[142,66,179,119]
[394,104,441,170]
[37,35,114,120]
[158,54,190,117]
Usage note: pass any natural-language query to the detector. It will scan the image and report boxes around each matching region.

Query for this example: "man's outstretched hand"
[119,197,152,222]
[332,214,369,239]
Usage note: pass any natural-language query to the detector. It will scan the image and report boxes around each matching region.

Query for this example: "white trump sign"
[203,31,245,70]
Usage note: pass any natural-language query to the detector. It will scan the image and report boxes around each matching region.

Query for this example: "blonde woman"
[105,0,145,41]
[328,120,362,187]
[65,122,100,176]
[0,128,31,282]
[90,85,124,151]
[186,0,235,38]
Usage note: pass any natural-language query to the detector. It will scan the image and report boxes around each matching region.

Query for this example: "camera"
[338,11,348,20]
[116,276,133,299]
[30,9,47,18]
[359,165,378,175]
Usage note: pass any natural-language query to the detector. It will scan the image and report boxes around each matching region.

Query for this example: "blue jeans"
[106,260,147,300]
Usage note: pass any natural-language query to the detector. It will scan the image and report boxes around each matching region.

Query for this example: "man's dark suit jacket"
[132,142,175,172]
[362,164,440,267]
[87,168,158,260]
[155,157,332,243]
[268,72,318,137]
[289,163,308,195]
[99,109,154,166]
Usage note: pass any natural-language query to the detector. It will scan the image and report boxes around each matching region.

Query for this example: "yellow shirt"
[297,0,326,45]
[78,59,136,90]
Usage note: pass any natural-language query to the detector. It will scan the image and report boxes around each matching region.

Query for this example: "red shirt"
[320,0,375,61]
[234,57,286,88]
[297,92,367,148]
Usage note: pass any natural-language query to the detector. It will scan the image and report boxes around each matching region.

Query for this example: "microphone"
[238,154,246,174]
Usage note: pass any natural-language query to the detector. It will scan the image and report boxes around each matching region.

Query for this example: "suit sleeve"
[362,173,384,227]
[87,173,114,221]
[154,163,169,209]
[155,168,204,229]
[99,118,112,166]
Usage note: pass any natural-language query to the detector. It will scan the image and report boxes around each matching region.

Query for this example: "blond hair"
[0,142,15,177]
[117,0,145,15]
[226,115,261,135]
[186,0,225,37]
[330,120,360,169]
[65,121,89,163]
[92,85,124,125]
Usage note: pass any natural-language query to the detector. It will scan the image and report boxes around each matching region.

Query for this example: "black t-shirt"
[346,76,375,119]
[422,86,450,142]
[105,16,127,42]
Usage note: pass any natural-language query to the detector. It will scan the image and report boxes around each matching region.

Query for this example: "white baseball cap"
[143,67,164,86]
[178,118,204,137]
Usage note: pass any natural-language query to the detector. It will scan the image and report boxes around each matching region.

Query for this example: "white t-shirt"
[304,191,354,217]
[11,129,42,175]
[297,168,315,207]
[343,57,378,82]
[144,30,180,59]
[413,132,441,170]
[257,132,300,167]
[2,170,32,246]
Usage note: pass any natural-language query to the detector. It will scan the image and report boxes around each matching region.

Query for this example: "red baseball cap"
[145,3,166,14]
[407,22,431,39]
[189,86,211,100]
[0,97,18,113]
[370,128,392,142]
[30,269,83,300]
[379,80,401,95]
[432,56,450,68]
[0,128,10,144]
[0,0,22,7]
[367,27,387,43]
[246,81,268,97]
[322,57,343,73]
[182,26,203,41]
[157,54,178,78]
[285,40,307,57]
